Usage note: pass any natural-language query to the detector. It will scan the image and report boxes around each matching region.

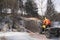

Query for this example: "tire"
[39,27,43,34]
[40,31,43,34]
[45,31,51,38]
[39,28,43,34]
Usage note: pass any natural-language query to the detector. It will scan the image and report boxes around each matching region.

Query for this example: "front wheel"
[39,28,43,34]
[45,31,51,38]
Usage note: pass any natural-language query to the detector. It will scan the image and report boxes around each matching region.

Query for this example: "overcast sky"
[54,0,60,12]
[23,0,60,16]
[34,0,60,16]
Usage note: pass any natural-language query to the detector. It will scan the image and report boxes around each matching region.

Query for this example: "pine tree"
[0,0,3,13]
[25,0,38,17]
[45,0,55,20]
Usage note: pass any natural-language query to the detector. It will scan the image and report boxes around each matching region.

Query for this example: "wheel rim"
[45,31,50,38]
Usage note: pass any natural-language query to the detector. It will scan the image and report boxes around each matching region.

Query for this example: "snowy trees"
[45,0,57,21]
[24,0,38,17]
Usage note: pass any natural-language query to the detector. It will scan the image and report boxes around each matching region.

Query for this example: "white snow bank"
[0,32,29,37]
[0,32,39,40]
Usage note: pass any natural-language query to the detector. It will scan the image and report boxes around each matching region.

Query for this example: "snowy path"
[0,32,60,40]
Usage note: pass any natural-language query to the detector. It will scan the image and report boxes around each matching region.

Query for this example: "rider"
[40,17,51,34]
[43,17,51,28]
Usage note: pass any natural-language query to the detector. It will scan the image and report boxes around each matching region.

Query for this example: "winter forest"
[0,0,60,32]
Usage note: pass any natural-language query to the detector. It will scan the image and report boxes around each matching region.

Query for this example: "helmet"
[45,17,47,20]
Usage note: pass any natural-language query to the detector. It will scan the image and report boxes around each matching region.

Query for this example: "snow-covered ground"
[0,32,60,40]
[0,32,40,40]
